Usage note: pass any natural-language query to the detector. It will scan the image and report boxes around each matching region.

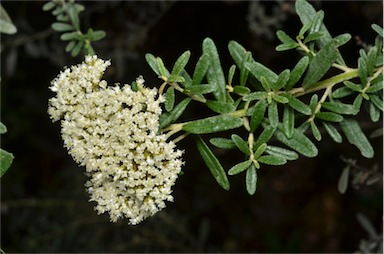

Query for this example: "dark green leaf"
[302,40,338,88]
[310,120,322,141]
[185,84,215,94]
[275,124,318,158]
[240,52,251,87]
[339,118,374,158]
[268,101,279,128]
[210,137,236,149]
[298,21,312,39]
[258,155,287,166]
[275,30,298,51]
[196,136,230,190]
[171,51,191,77]
[276,43,299,51]
[316,112,344,122]
[366,82,383,93]
[265,145,299,160]
[303,32,323,44]
[164,87,175,112]
[332,86,354,98]
[271,69,290,91]
[310,10,324,34]
[228,65,236,86]
[159,98,191,129]
[343,81,362,92]
[250,99,267,132]
[243,91,267,101]
[309,94,318,112]
[182,115,243,134]
[369,102,380,122]
[156,57,170,77]
[228,40,247,67]
[145,53,160,76]
[57,14,69,22]
[0,148,14,177]
[245,59,278,85]
[286,56,309,90]
[246,164,257,195]
[370,94,383,111]
[71,41,84,57]
[0,122,7,134]
[206,100,236,114]
[333,33,352,47]
[233,86,250,95]
[203,38,226,102]
[358,56,368,85]
[231,134,250,155]
[192,53,209,86]
[254,125,276,149]
[254,143,267,159]
[322,122,342,143]
[271,94,289,104]
[284,94,312,115]
[51,22,74,32]
[352,94,363,112]
[371,24,383,37]
[167,75,185,83]
[321,101,356,115]
[228,160,252,176]
[282,105,294,138]
[338,165,350,194]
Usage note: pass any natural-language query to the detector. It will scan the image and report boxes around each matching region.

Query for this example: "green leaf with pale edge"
[254,143,267,159]
[310,10,324,34]
[203,38,226,102]
[159,98,191,129]
[233,86,250,95]
[246,164,257,195]
[171,51,191,77]
[0,122,7,134]
[369,102,380,122]
[283,105,294,138]
[258,155,287,166]
[245,59,278,85]
[353,94,363,112]
[192,53,209,86]
[268,101,278,128]
[271,94,289,104]
[309,94,319,112]
[370,94,383,111]
[164,87,175,112]
[210,137,236,149]
[275,124,318,158]
[343,81,362,92]
[322,122,342,143]
[182,115,243,134]
[286,56,309,90]
[206,100,236,114]
[303,32,324,44]
[231,134,250,155]
[196,136,230,190]
[332,86,354,99]
[316,112,343,122]
[185,84,215,94]
[284,94,311,115]
[371,24,383,37]
[228,160,252,175]
[338,165,350,194]
[145,53,160,76]
[228,65,236,86]
[321,101,356,115]
[333,33,352,47]
[228,40,247,67]
[276,30,298,51]
[51,22,74,32]
[250,99,267,132]
[156,57,170,77]
[243,91,267,101]
[240,52,251,87]
[265,145,299,160]
[366,82,383,93]
[254,125,276,149]
[358,56,368,85]
[339,118,374,158]
[302,40,338,88]
[0,148,14,177]
[310,121,322,141]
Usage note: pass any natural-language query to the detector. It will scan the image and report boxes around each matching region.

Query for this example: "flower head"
[48,55,183,224]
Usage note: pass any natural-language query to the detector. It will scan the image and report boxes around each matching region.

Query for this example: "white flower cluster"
[48,55,183,225]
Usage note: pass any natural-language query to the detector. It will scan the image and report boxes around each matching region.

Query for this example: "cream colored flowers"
[48,55,183,225]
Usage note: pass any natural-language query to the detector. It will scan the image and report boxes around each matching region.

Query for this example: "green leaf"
[284,94,311,115]
[206,100,236,114]
[203,38,226,102]
[156,57,170,77]
[89,30,106,41]
[338,165,350,194]
[0,4,17,34]
[233,86,250,95]
[339,118,374,158]
[192,53,209,86]
[67,5,80,30]
[159,98,191,129]
[51,22,74,32]
[228,65,236,86]
[250,99,267,132]
[246,164,257,195]
[371,24,383,37]
[343,81,362,92]
[366,82,383,93]
[164,87,175,112]
[366,46,378,76]
[310,120,322,141]
[182,115,243,134]
[42,1,56,11]
[353,94,363,112]
[245,58,278,85]
[309,94,318,112]
[65,40,76,52]
[333,33,352,47]
[240,52,251,87]
[0,122,7,134]
[254,125,276,149]
[265,145,299,161]
[370,94,383,111]
[322,122,342,143]
[210,137,236,149]
[74,3,85,13]
[228,40,247,67]
[228,160,252,176]
[0,148,14,177]
[254,143,267,159]
[268,101,279,128]
[185,84,215,94]
[321,101,356,115]
[282,105,294,138]
[60,32,77,41]
[196,136,230,190]
[275,124,318,158]
[332,86,354,99]
[243,91,267,101]
[71,41,84,57]
[275,30,299,51]
[358,56,368,85]
[303,32,324,44]
[286,56,309,90]
[167,75,185,83]
[271,94,289,104]
[231,134,250,155]
[171,51,191,77]
[316,112,344,122]
[302,40,338,88]
[271,69,290,91]
[310,10,324,34]
[145,53,160,76]
[369,102,380,122]
[258,155,287,166]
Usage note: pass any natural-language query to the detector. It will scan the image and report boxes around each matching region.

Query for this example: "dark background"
[1,1,382,252]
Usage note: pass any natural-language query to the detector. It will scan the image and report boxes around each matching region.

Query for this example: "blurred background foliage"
[1,1,382,252]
